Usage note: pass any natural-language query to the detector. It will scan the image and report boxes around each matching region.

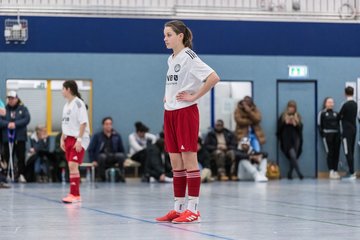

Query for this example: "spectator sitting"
[197,137,213,183]
[88,117,126,182]
[26,124,52,183]
[54,131,68,182]
[234,96,265,152]
[128,121,157,179]
[204,119,237,181]
[145,138,172,183]
[236,137,268,182]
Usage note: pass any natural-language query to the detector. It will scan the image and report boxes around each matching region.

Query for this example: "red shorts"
[64,136,85,164]
[164,104,199,153]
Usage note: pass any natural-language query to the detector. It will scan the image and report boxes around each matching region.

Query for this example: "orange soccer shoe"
[156,210,181,222]
[172,210,201,224]
[62,194,82,204]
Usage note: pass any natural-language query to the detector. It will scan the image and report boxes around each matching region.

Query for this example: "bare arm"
[74,123,86,152]
[176,72,220,102]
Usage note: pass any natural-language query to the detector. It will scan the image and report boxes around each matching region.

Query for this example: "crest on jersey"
[174,64,181,72]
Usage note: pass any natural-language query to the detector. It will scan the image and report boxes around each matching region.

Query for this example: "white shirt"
[128,132,157,156]
[164,47,214,110]
[62,97,90,150]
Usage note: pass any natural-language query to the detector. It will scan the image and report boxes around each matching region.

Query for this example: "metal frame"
[210,80,253,128]
[0,0,359,22]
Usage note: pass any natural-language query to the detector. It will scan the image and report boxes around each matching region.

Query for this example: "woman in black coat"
[277,100,304,179]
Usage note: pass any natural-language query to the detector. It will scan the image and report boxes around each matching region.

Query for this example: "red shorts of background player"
[164,104,199,153]
[64,136,85,164]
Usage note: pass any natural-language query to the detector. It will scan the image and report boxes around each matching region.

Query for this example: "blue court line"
[14,191,236,240]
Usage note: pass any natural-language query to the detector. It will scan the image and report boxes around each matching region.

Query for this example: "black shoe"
[141,176,149,182]
[287,172,293,180]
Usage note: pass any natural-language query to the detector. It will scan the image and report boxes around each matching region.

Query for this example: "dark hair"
[63,80,82,100]
[102,116,113,125]
[197,137,203,145]
[322,97,332,109]
[165,20,193,49]
[216,119,224,125]
[345,86,354,96]
[135,121,149,133]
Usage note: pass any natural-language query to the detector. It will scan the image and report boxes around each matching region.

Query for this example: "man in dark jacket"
[204,119,237,181]
[0,91,31,183]
[88,117,126,181]
[339,86,358,180]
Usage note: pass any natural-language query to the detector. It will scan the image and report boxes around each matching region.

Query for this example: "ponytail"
[183,27,193,49]
[165,20,193,49]
[63,80,83,100]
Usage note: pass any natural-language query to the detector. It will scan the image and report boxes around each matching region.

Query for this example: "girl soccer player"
[156,20,220,223]
[60,80,90,203]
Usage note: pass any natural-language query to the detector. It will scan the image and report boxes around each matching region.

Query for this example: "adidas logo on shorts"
[181,145,185,150]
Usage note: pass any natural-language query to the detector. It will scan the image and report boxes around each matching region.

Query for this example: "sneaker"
[219,174,229,181]
[329,170,340,180]
[342,173,356,181]
[149,177,157,183]
[333,171,341,179]
[231,175,239,181]
[164,177,173,183]
[172,210,201,224]
[0,182,10,188]
[255,173,268,182]
[156,210,181,222]
[19,174,27,183]
[62,194,82,203]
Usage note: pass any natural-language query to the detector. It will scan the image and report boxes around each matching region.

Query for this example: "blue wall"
[1,16,360,172]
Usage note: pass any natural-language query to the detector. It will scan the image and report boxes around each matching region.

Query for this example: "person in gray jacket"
[0,91,31,183]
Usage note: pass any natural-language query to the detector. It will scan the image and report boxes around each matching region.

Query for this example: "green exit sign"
[288,65,308,78]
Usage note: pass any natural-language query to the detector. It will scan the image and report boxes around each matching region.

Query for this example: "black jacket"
[0,100,31,143]
[197,147,211,169]
[204,128,237,153]
[339,99,357,133]
[88,130,125,162]
[277,116,303,159]
[145,142,172,179]
[318,109,339,137]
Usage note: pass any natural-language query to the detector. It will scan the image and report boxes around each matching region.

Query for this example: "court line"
[14,191,237,240]
[219,205,360,229]
[212,192,360,215]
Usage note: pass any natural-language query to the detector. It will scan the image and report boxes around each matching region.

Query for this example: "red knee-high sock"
[187,170,201,197]
[173,169,187,212]
[70,173,80,196]
[173,169,187,197]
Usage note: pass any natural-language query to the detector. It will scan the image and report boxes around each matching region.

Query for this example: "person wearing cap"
[236,137,268,182]
[0,90,31,183]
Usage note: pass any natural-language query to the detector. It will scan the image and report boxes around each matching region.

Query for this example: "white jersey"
[164,47,214,111]
[62,96,90,150]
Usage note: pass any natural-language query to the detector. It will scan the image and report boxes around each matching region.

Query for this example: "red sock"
[173,169,187,198]
[187,170,201,197]
[70,173,80,196]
